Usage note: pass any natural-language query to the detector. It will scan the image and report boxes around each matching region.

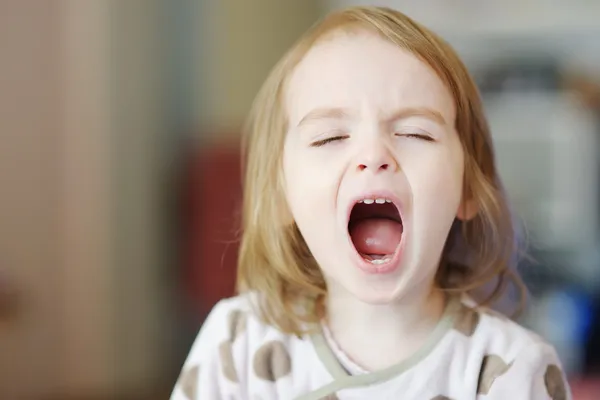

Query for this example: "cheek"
[282,151,340,261]
[404,146,464,218]
[282,147,337,223]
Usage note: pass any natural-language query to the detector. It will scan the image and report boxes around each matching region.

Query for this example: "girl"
[172,6,570,400]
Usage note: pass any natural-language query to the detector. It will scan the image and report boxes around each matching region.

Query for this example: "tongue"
[349,218,403,256]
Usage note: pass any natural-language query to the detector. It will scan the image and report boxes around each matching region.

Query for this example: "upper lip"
[345,189,404,227]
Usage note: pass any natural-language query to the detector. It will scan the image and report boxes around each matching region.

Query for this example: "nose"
[355,139,398,173]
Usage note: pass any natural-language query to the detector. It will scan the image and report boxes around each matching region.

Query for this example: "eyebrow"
[296,107,351,127]
[386,107,447,126]
[296,106,447,128]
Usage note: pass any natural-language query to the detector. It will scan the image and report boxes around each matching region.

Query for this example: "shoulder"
[453,297,554,354]
[183,293,291,364]
[180,293,303,377]
[172,293,304,399]
[450,300,571,398]
[185,295,252,353]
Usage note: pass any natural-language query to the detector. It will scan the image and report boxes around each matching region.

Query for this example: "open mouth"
[348,198,403,265]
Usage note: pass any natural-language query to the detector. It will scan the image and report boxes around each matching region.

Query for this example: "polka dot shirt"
[171,294,571,400]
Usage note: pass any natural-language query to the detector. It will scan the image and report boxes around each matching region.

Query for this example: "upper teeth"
[359,198,392,204]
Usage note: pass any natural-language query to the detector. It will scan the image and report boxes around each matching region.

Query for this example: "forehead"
[286,31,455,126]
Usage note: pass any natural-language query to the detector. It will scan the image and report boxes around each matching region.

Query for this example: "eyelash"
[310,135,349,147]
[310,133,433,147]
[396,133,434,141]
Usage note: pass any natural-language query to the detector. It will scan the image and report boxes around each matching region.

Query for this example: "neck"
[325,283,447,372]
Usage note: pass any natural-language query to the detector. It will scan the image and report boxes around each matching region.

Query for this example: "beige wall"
[60,0,114,395]
[0,1,130,398]
[0,1,64,398]
[0,0,322,398]
[204,0,322,138]
[109,0,172,393]
[0,0,117,398]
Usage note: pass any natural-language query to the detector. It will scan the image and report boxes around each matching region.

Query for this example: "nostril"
[357,163,390,171]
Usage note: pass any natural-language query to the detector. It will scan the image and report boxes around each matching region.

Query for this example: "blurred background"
[1,0,599,399]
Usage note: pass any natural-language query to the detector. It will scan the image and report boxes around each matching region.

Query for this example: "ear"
[456,198,478,221]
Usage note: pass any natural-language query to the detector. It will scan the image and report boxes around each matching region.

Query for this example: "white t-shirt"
[171,294,571,399]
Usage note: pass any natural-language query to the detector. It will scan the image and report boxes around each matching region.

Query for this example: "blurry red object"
[570,377,600,399]
[184,144,242,318]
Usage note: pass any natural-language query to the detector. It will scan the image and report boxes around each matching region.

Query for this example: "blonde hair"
[237,6,526,335]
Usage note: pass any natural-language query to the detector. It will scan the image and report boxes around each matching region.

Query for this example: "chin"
[342,267,410,304]
[351,290,402,305]
[333,251,437,306]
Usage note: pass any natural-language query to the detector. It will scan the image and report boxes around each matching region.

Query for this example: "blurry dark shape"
[476,57,561,95]
[183,143,242,321]
[586,294,600,376]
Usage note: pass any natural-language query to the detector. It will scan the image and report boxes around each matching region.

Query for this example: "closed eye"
[310,135,349,147]
[395,133,434,142]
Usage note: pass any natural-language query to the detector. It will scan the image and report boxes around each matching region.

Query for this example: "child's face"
[283,31,465,304]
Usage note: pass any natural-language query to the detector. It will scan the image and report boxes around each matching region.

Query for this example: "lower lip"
[350,238,404,275]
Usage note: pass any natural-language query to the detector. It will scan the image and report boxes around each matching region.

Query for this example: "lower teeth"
[359,253,392,264]
[369,257,391,265]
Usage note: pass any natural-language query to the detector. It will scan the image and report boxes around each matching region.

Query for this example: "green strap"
[296,297,460,400]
